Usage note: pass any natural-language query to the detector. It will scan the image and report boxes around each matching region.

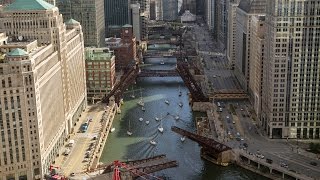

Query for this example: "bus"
[81,123,88,133]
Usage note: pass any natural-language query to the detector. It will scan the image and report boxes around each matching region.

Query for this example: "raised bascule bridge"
[85,155,178,180]
[171,126,233,166]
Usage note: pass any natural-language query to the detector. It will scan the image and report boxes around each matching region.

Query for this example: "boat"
[110,127,115,132]
[137,90,144,106]
[175,115,180,120]
[127,118,133,136]
[158,119,164,133]
[145,120,150,125]
[139,117,143,122]
[141,106,146,111]
[130,86,135,98]
[160,60,165,65]
[178,102,183,107]
[155,117,159,121]
[165,100,170,105]
[150,140,157,145]
[181,136,186,142]
[127,130,133,136]
[178,85,182,96]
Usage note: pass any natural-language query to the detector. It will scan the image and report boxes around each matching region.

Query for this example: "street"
[187,22,320,179]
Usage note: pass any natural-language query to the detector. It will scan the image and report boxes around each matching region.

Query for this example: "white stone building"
[0,0,86,179]
[262,0,320,139]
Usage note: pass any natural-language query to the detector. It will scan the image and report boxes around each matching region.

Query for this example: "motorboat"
[130,87,135,98]
[165,100,170,105]
[181,136,186,142]
[160,60,165,65]
[175,115,180,120]
[158,127,164,133]
[145,120,150,125]
[155,117,159,121]
[158,119,164,133]
[178,85,182,97]
[139,117,143,122]
[150,140,157,145]
[127,131,133,136]
[110,127,115,132]
[141,107,146,111]
[127,118,133,136]
[178,102,183,107]
[138,99,144,107]
[137,90,145,106]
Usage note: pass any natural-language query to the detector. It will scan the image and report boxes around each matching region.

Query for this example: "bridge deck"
[171,126,231,154]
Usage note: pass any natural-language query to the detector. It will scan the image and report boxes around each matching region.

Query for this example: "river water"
[100,58,267,180]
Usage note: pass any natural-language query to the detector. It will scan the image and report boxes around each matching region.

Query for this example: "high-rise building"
[227,0,240,69]
[216,0,228,46]
[85,48,116,102]
[130,3,141,41]
[105,25,137,71]
[105,0,130,37]
[234,0,266,92]
[149,0,156,20]
[0,0,86,178]
[180,0,196,15]
[162,0,178,21]
[131,0,149,40]
[57,0,105,47]
[262,0,320,139]
[205,0,218,38]
[248,15,265,119]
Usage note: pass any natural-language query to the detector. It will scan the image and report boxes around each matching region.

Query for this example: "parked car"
[266,159,273,164]
[310,161,318,166]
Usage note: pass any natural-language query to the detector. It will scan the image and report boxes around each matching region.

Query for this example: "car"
[70,173,75,177]
[93,135,98,140]
[219,108,223,112]
[280,162,288,168]
[266,159,273,164]
[233,121,236,124]
[310,161,318,166]
[243,143,248,148]
[226,116,230,119]
[240,108,244,111]
[213,75,217,78]
[227,131,231,135]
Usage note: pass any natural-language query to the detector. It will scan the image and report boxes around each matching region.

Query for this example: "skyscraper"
[105,0,130,37]
[234,0,266,92]
[180,0,196,15]
[262,0,320,139]
[0,0,86,178]
[162,0,178,21]
[57,0,105,47]
[227,0,240,69]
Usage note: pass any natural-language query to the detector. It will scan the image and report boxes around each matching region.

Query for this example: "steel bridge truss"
[171,126,231,157]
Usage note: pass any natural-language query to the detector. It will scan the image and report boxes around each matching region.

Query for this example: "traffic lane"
[266,152,320,178]
[62,111,102,175]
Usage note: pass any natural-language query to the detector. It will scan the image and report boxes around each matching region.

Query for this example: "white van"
[68,139,75,147]
[64,148,71,156]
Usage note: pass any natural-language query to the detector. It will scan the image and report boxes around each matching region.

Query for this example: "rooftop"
[5,0,55,11]
[7,48,28,56]
[65,18,80,25]
[123,24,133,28]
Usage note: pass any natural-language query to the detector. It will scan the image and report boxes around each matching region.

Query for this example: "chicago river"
[100,57,266,180]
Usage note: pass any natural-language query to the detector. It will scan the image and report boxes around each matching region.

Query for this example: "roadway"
[54,103,105,176]
[187,22,320,179]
